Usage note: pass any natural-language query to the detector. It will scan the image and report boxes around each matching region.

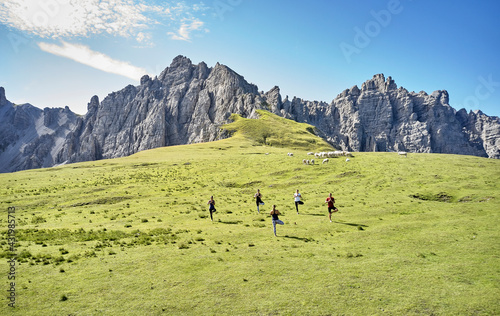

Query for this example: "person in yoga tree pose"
[270,205,284,236]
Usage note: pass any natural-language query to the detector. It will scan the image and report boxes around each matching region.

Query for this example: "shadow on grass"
[219,220,243,225]
[306,213,325,217]
[281,235,313,242]
[333,221,368,228]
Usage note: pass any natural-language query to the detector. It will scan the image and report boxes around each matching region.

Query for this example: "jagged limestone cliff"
[270,74,500,157]
[56,56,265,164]
[1,56,499,173]
[0,87,79,172]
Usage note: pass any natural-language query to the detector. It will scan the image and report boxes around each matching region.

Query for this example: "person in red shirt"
[325,193,338,222]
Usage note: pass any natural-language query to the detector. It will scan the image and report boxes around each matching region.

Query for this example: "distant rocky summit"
[0,87,79,172]
[56,56,262,165]
[273,74,500,158]
[1,56,499,172]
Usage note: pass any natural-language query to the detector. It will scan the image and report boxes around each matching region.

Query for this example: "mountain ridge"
[1,56,499,173]
[0,87,79,172]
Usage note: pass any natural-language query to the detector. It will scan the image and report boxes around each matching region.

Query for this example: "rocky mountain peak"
[140,74,151,85]
[361,74,398,92]
[195,61,210,79]
[430,90,450,105]
[211,62,239,79]
[170,55,193,69]
[472,109,484,116]
[208,62,258,95]
[87,95,99,111]
[337,85,362,99]
[0,87,7,107]
[1,56,499,173]
[264,86,282,111]
[265,86,281,100]
[350,85,361,96]
[158,55,195,82]
[0,97,80,172]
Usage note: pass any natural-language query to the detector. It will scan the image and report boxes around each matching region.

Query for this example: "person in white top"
[294,189,304,214]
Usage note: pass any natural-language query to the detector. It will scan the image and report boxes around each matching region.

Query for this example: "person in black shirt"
[207,195,216,221]
[254,189,264,213]
[270,205,284,236]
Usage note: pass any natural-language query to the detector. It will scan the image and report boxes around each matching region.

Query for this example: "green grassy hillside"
[1,111,499,315]
[222,110,334,150]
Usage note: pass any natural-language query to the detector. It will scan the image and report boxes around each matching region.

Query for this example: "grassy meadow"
[1,111,499,315]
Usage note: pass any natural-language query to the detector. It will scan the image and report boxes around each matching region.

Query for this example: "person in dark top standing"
[254,189,264,213]
[207,195,216,221]
[325,193,338,222]
[270,205,284,236]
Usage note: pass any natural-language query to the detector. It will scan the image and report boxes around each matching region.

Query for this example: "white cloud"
[168,19,204,41]
[0,0,209,43]
[38,41,148,81]
[0,0,147,38]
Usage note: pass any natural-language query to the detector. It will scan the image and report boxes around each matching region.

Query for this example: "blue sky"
[1,0,499,117]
